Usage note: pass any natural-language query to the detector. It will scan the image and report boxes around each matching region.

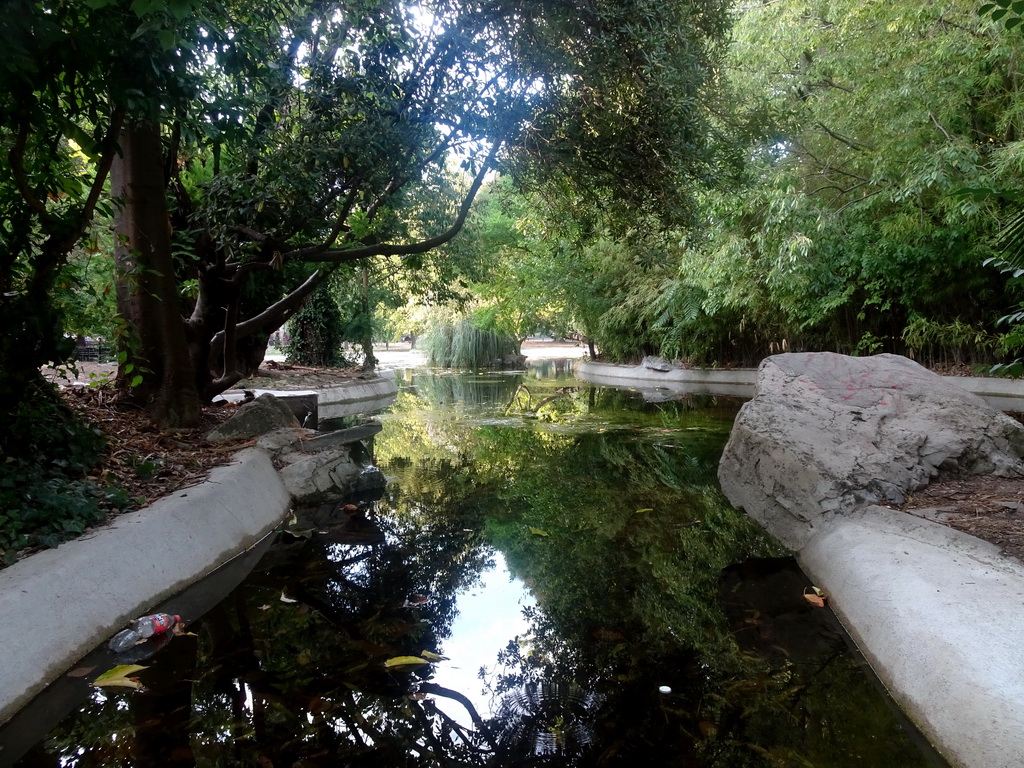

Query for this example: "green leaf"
[93,665,148,689]
[130,375,143,388]
[979,3,996,13]
[384,656,429,668]
[992,8,1009,20]
[157,28,176,51]
[167,0,196,20]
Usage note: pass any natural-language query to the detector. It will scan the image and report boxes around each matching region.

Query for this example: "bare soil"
[42,355,1024,568]
[898,473,1024,564]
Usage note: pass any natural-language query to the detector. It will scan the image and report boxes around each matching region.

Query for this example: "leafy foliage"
[422,313,519,370]
[0,381,121,563]
[286,279,347,368]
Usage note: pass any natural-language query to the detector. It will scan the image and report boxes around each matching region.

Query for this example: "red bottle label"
[148,613,176,635]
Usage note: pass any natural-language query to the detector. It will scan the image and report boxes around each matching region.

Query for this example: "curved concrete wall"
[576,360,1024,412]
[0,448,291,724]
[582,357,1024,767]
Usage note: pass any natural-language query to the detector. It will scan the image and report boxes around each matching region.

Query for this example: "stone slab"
[0,448,291,724]
[317,373,398,406]
[799,507,1024,768]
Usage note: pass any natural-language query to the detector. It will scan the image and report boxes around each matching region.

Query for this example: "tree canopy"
[1,0,729,428]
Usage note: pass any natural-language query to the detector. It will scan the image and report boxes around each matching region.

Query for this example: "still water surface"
[7,362,945,767]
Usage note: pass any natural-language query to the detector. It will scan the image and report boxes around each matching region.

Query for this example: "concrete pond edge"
[581,358,1024,768]
[0,448,291,724]
[0,374,400,727]
[798,507,1024,768]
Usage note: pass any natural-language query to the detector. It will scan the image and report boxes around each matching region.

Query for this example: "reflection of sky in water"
[430,553,534,726]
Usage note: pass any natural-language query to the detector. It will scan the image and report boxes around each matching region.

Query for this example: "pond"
[2,362,947,767]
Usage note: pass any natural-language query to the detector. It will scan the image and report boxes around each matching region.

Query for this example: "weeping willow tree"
[423,316,519,369]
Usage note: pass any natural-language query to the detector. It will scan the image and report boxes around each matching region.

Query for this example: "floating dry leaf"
[280,592,298,604]
[803,586,827,608]
[529,527,549,537]
[66,666,97,678]
[92,665,148,689]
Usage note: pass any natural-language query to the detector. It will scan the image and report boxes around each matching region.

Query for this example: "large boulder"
[718,353,1024,549]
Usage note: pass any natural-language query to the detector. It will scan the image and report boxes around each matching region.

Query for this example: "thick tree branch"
[208,268,328,359]
[9,121,48,214]
[77,105,126,232]
[295,140,502,264]
[814,122,873,152]
[418,683,497,749]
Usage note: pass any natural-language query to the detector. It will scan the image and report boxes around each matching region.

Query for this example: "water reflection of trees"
[27,377,940,767]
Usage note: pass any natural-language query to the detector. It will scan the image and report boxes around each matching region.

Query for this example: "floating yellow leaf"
[420,650,449,661]
[529,527,549,537]
[92,665,148,689]
[384,656,430,668]
[635,508,654,514]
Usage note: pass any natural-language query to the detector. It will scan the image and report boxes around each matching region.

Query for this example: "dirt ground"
[42,347,1024,567]
[897,473,1024,563]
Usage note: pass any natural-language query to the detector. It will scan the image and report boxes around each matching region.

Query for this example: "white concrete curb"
[0,448,291,724]
[800,508,1024,768]
[576,360,1024,411]
[575,361,757,398]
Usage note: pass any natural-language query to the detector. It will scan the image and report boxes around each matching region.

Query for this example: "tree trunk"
[359,263,376,372]
[111,121,202,429]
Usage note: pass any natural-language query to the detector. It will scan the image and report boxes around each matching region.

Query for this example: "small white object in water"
[658,685,672,694]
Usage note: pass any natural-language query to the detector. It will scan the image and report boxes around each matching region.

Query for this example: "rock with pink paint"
[718,352,1024,549]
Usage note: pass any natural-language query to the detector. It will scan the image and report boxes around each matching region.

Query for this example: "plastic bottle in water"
[108,613,181,653]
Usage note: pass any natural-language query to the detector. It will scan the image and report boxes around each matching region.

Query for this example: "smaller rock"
[641,355,675,372]
[352,465,386,492]
[207,394,301,443]
[277,448,359,502]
